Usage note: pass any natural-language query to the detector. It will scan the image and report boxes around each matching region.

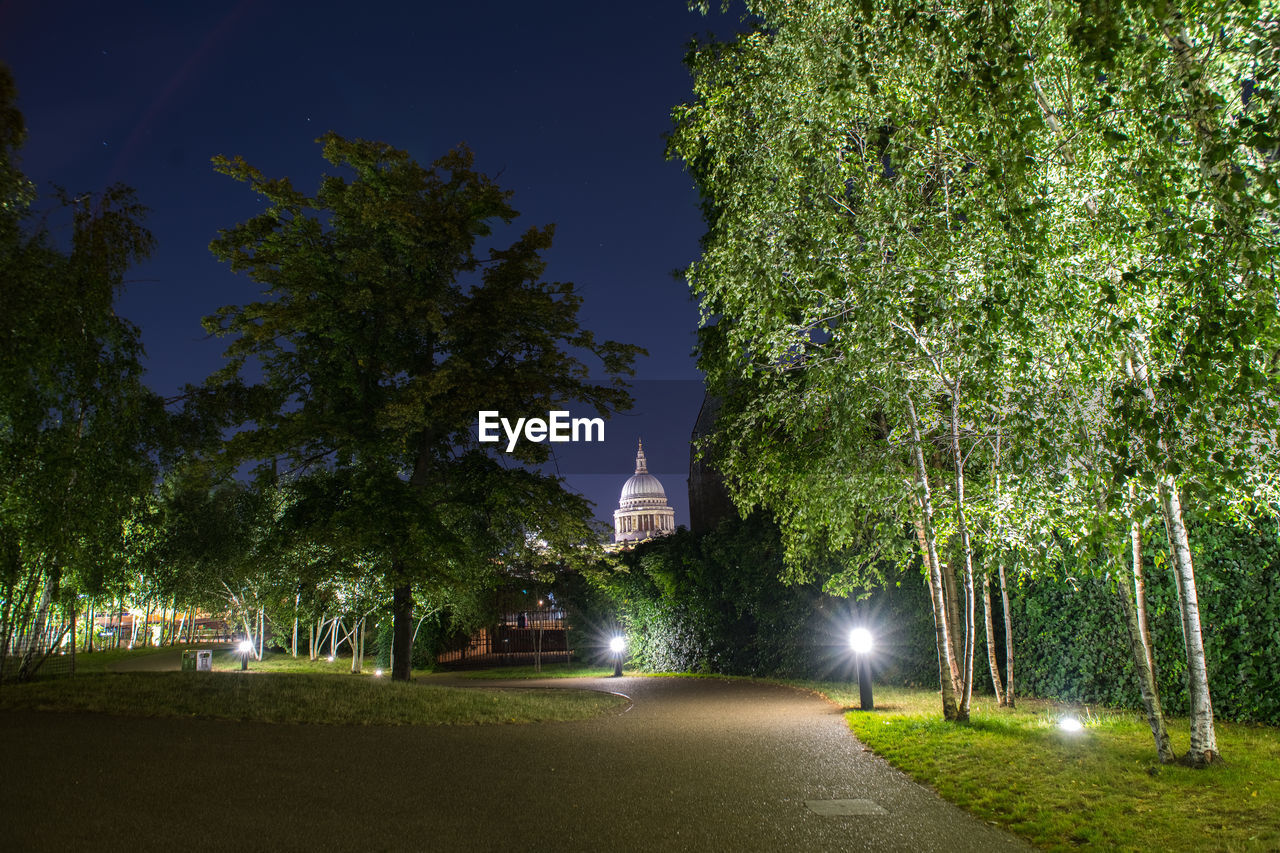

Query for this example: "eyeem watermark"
[478,410,604,452]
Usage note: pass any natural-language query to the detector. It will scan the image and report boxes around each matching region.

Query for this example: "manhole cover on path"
[806,799,889,816]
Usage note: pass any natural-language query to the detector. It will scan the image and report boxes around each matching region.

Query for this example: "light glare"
[609,636,626,654]
[1059,716,1084,733]
[238,640,253,653]
[849,627,873,654]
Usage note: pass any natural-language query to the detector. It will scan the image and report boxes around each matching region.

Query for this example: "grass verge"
[437,662,616,680]
[800,683,1279,852]
[0,672,628,726]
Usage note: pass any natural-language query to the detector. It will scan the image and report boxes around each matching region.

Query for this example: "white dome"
[621,472,667,503]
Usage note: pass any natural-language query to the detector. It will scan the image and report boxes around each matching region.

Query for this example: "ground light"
[1058,716,1084,733]
[609,636,626,678]
[849,628,874,710]
[238,640,253,671]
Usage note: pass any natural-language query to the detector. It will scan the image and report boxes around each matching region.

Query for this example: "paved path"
[0,676,1029,852]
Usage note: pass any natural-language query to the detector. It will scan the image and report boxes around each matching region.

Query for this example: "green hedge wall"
[1009,517,1280,724]
[588,512,1279,725]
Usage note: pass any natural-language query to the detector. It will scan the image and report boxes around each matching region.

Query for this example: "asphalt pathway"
[0,675,1031,852]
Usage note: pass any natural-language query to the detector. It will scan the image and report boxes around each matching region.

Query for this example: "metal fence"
[437,608,572,667]
[1,633,75,683]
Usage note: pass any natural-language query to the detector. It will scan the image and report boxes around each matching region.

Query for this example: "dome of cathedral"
[621,472,667,503]
[611,440,677,547]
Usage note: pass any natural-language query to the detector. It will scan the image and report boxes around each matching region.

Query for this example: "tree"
[672,1,1277,757]
[205,134,641,680]
[1,63,164,679]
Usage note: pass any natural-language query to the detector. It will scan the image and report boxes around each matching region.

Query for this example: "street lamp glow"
[849,627,873,655]
[374,669,383,677]
[327,655,335,663]
[1059,716,1084,733]
[238,640,253,654]
[609,636,626,654]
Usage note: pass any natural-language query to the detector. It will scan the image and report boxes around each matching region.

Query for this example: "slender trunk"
[997,556,1014,708]
[86,599,95,653]
[1157,476,1218,763]
[1115,552,1175,762]
[947,385,976,721]
[1128,350,1219,763]
[18,565,61,680]
[330,617,339,659]
[309,620,317,661]
[350,617,365,674]
[940,551,964,679]
[982,573,1005,704]
[257,608,264,660]
[391,580,413,681]
[907,394,960,720]
[291,590,299,658]
[1129,484,1155,676]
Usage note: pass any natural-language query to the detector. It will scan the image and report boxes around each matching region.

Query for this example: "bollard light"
[609,636,626,678]
[848,628,874,710]
[238,639,253,671]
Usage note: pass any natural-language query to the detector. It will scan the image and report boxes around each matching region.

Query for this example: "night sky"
[1,2,745,530]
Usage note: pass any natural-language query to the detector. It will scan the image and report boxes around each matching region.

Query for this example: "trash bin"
[182,650,214,672]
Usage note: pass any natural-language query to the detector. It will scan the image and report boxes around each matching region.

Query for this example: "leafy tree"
[205,134,641,679]
[0,63,164,678]
[671,1,1277,762]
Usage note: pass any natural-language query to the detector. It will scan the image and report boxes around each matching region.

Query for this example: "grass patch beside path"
[800,682,1279,852]
[0,672,628,726]
[436,663,616,680]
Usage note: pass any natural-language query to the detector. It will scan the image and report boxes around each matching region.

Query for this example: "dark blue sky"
[1,1,745,529]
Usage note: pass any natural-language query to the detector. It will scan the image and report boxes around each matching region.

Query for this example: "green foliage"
[1012,517,1280,724]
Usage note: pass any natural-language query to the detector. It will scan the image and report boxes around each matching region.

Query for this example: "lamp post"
[238,639,253,671]
[849,627,873,710]
[609,636,625,678]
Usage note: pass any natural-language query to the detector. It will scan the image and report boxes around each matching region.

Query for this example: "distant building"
[613,440,676,545]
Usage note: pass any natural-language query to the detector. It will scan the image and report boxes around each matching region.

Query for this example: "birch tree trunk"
[1129,485,1155,677]
[947,385,976,721]
[982,573,1005,705]
[1115,553,1175,762]
[1128,350,1219,763]
[907,394,961,720]
[1157,477,1218,763]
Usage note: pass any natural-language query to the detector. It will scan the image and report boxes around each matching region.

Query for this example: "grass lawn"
[802,682,1280,852]
[0,671,627,726]
[437,662,616,680]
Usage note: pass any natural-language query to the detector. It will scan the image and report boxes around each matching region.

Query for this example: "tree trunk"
[1116,550,1175,762]
[947,385,976,721]
[18,565,61,681]
[1129,485,1155,677]
[391,580,413,681]
[907,394,960,720]
[1157,476,1219,764]
[997,556,1014,707]
[1127,350,1219,763]
[291,590,299,658]
[982,573,1005,704]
